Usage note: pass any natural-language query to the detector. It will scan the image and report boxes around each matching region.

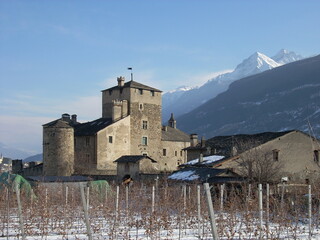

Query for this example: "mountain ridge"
[176,54,320,138]
[162,49,303,121]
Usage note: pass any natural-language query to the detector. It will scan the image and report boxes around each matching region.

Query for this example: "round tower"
[43,114,74,176]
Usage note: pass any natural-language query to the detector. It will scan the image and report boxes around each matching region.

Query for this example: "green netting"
[88,180,113,202]
[0,172,36,199]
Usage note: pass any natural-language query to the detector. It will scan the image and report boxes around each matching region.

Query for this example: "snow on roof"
[185,155,224,165]
[168,170,199,181]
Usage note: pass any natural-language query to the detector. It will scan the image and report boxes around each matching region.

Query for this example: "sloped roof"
[162,126,190,142]
[168,167,243,183]
[114,155,157,163]
[206,130,295,158]
[26,176,92,182]
[102,80,162,92]
[43,119,75,128]
[74,118,113,136]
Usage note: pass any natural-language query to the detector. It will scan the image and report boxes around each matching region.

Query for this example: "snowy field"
[1,182,320,239]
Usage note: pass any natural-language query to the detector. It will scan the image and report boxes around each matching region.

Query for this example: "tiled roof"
[114,155,157,163]
[74,118,113,136]
[102,80,162,92]
[162,126,190,142]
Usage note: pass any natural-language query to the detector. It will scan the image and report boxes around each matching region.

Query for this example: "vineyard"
[1,180,320,239]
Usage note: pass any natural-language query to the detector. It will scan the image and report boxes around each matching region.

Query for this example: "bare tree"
[235,140,284,184]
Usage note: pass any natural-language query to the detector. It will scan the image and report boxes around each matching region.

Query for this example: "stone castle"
[43,77,195,177]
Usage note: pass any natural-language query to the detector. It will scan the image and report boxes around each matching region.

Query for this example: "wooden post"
[203,183,219,240]
[197,185,201,238]
[86,185,90,212]
[152,185,155,213]
[258,184,263,239]
[115,185,119,220]
[308,185,312,240]
[126,185,129,216]
[266,184,270,230]
[220,184,225,212]
[15,181,26,240]
[65,186,69,206]
[6,187,9,240]
[80,183,93,240]
[183,185,187,212]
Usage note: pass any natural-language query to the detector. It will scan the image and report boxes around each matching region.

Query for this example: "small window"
[273,149,279,161]
[177,159,182,166]
[151,90,155,96]
[109,90,112,95]
[142,152,148,156]
[86,154,90,163]
[142,120,148,129]
[109,136,113,143]
[142,137,148,146]
[139,89,143,95]
[314,150,319,163]
[163,149,167,156]
[139,104,143,110]
[175,151,177,156]
[180,151,183,157]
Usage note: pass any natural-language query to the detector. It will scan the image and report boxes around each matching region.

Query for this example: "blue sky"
[1,0,320,156]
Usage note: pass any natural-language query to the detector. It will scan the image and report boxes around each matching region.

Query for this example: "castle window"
[175,151,177,156]
[314,150,319,163]
[142,120,148,129]
[109,90,112,95]
[273,149,279,161]
[142,137,148,146]
[163,149,167,156]
[151,90,155,96]
[139,89,143,95]
[109,136,113,143]
[139,103,143,110]
[180,151,183,157]
[86,137,90,146]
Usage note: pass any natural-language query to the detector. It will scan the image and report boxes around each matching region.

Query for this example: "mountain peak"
[233,51,280,78]
[272,49,303,64]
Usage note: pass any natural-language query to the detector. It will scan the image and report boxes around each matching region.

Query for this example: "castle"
[43,77,195,177]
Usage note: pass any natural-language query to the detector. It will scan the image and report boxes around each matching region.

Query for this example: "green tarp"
[0,172,36,199]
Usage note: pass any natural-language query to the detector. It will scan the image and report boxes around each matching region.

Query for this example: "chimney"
[190,134,198,147]
[199,153,203,163]
[201,136,206,148]
[168,113,176,129]
[117,76,125,87]
[71,114,77,124]
[61,113,70,122]
[163,126,168,131]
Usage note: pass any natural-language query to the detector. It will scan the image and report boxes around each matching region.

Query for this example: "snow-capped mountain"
[162,50,302,122]
[271,49,303,64]
[177,54,320,138]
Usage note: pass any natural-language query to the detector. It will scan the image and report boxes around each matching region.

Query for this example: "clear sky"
[1,0,320,156]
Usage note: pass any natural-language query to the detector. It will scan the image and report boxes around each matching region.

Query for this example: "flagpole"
[127,67,133,81]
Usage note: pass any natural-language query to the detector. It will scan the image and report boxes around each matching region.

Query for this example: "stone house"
[43,77,192,177]
[114,155,158,180]
[212,130,320,183]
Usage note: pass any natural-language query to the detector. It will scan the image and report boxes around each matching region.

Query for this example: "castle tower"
[101,77,162,157]
[43,114,75,176]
